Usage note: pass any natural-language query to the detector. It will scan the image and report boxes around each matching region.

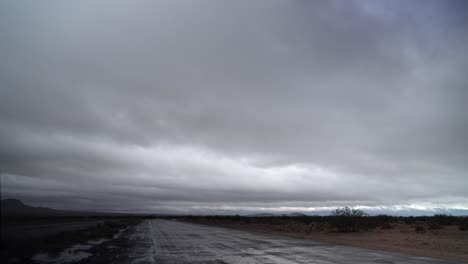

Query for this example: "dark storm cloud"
[1,0,467,213]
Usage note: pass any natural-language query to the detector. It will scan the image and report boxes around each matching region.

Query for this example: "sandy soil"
[188,222,468,263]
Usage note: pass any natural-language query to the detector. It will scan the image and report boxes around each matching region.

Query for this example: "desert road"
[122,220,458,264]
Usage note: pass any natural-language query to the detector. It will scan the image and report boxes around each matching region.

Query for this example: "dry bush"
[415,225,426,233]
[428,222,443,230]
[459,218,468,231]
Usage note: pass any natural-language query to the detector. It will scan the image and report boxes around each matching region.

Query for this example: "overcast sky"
[1,0,467,214]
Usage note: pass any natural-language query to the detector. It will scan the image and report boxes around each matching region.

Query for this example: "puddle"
[113,227,128,239]
[31,242,97,263]
[32,228,128,263]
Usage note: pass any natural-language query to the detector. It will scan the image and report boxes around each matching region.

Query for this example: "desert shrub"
[329,207,368,232]
[428,222,443,230]
[404,216,416,225]
[372,214,394,229]
[314,222,326,231]
[380,222,394,229]
[459,218,468,231]
[331,207,367,217]
[415,225,426,233]
[433,214,457,226]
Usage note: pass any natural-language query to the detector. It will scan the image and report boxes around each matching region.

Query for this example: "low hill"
[1,198,124,217]
[288,212,307,217]
[1,199,62,216]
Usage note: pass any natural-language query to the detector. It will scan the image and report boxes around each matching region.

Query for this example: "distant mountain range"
[1,198,61,216]
[1,198,124,217]
[250,212,308,217]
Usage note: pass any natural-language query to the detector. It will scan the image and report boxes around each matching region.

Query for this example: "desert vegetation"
[180,209,468,233]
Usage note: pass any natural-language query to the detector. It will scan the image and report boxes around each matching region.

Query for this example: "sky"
[1,0,468,215]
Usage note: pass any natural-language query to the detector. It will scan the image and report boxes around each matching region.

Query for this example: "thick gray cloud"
[1,0,468,213]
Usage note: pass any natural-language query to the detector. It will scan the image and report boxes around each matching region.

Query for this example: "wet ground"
[1,218,135,263]
[118,219,459,264]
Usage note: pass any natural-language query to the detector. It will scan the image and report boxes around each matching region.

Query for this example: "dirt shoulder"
[183,220,468,263]
[1,217,142,263]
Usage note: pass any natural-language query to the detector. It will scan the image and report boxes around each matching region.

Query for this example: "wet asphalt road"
[124,220,459,264]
